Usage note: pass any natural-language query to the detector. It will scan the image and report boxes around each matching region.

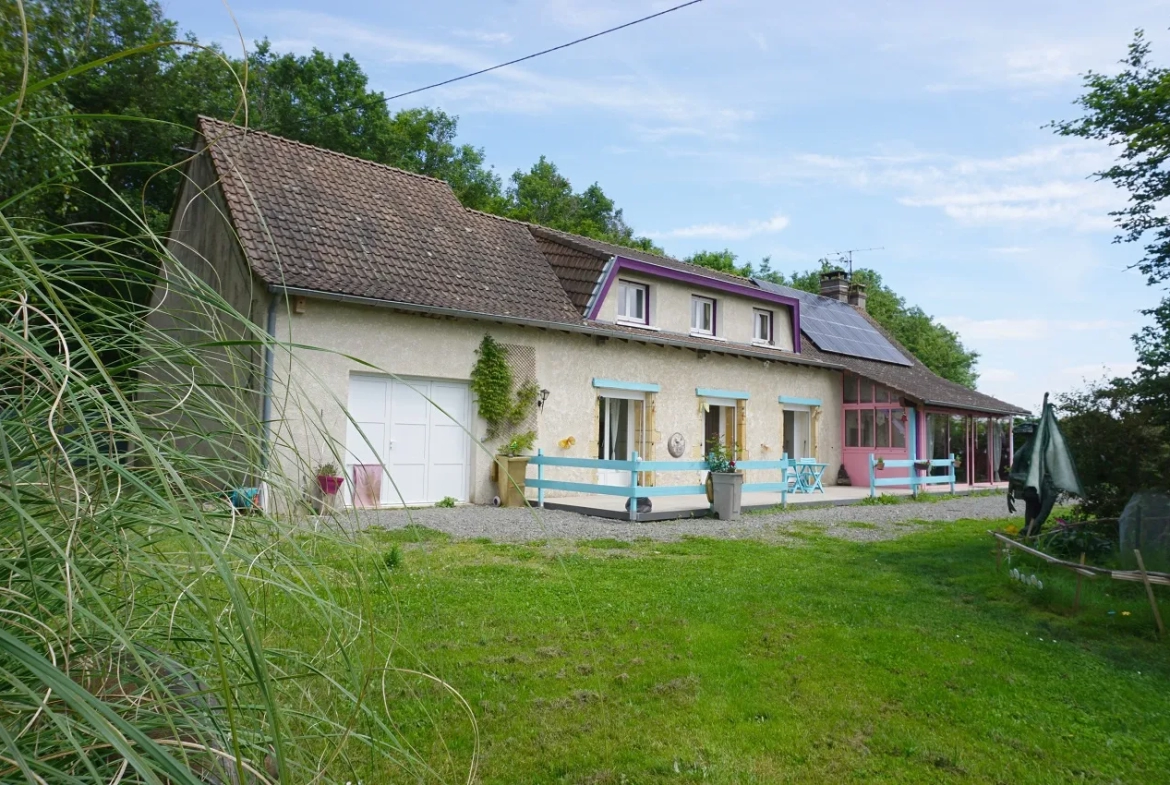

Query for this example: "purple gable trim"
[587,256,803,354]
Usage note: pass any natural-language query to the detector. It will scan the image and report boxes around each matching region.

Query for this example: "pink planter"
[317,475,344,496]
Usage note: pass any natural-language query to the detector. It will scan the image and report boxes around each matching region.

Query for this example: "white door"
[598,395,638,486]
[344,376,471,506]
[783,408,811,461]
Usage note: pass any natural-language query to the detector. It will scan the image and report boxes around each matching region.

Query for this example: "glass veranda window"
[617,281,647,324]
[691,296,715,335]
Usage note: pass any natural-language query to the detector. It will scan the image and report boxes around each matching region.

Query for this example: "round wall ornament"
[667,432,686,458]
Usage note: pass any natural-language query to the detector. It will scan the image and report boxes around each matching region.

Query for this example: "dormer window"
[753,308,774,344]
[691,296,715,336]
[617,280,648,325]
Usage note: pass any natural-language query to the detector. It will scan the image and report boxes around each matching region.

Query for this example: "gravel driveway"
[353,492,1010,544]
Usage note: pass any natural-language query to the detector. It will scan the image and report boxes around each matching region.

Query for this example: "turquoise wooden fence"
[868,454,955,498]
[529,450,793,521]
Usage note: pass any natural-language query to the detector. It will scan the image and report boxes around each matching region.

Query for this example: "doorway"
[783,408,811,461]
[597,394,644,486]
[702,401,738,458]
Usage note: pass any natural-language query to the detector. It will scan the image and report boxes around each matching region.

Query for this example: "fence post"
[948,452,955,494]
[536,449,545,508]
[869,453,876,498]
[629,450,640,522]
[781,455,788,510]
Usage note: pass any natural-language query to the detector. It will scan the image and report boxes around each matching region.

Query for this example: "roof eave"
[270,285,837,370]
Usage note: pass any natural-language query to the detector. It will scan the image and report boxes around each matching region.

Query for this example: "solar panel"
[754,279,912,366]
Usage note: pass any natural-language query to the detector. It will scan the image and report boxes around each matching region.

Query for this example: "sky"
[163,0,1170,413]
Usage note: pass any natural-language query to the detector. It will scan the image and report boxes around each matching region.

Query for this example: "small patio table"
[793,462,827,494]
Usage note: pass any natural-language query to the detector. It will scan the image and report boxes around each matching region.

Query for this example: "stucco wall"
[270,298,841,505]
[594,273,796,351]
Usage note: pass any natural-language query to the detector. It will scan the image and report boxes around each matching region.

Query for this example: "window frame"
[691,295,716,336]
[616,280,649,325]
[753,308,774,344]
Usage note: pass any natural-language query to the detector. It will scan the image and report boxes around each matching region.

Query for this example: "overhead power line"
[324,0,706,118]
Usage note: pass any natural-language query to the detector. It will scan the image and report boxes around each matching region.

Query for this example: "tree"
[1053,29,1170,422]
[1048,30,1170,514]
[685,249,754,277]
[500,156,661,251]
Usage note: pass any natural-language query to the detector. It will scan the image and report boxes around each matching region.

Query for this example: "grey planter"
[711,471,744,521]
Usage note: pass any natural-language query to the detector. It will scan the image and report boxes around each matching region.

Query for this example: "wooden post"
[948,453,956,494]
[537,449,545,509]
[1073,553,1085,614]
[1135,549,1165,638]
[629,450,640,522]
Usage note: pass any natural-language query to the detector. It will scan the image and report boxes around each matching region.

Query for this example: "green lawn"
[278,518,1170,784]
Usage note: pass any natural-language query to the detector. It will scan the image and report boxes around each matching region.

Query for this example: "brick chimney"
[848,282,868,311]
[819,269,850,302]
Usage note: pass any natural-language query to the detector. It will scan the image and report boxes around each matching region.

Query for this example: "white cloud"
[1061,362,1138,379]
[651,212,790,241]
[453,30,514,45]
[940,315,1132,342]
[739,141,1122,233]
[979,368,1018,384]
[251,10,753,139]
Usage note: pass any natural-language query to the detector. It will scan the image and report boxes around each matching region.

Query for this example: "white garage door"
[344,375,471,506]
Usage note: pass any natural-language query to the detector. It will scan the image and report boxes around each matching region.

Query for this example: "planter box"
[711,471,744,521]
[496,456,531,508]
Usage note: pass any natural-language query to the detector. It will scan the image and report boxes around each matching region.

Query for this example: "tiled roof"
[197,116,582,324]
[527,225,755,289]
[531,233,606,314]
[800,311,1029,415]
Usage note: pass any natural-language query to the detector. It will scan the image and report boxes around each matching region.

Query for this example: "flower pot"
[317,475,344,496]
[710,471,744,521]
[496,456,531,508]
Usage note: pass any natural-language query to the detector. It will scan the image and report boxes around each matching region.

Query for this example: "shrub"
[384,545,403,570]
[1040,518,1117,562]
[435,496,457,508]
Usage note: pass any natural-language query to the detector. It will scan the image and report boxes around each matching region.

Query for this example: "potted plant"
[495,431,536,508]
[704,441,743,521]
[875,456,886,471]
[471,335,544,507]
[313,463,344,514]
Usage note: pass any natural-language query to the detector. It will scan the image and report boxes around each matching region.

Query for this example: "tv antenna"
[824,247,884,277]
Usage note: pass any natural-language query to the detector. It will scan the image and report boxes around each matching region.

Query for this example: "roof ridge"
[526,223,771,286]
[196,115,454,188]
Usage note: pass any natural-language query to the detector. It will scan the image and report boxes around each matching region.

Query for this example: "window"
[845,410,859,447]
[617,280,648,324]
[691,296,715,335]
[861,409,876,447]
[860,378,874,403]
[843,372,858,403]
[753,309,773,344]
[876,408,890,448]
[891,408,906,448]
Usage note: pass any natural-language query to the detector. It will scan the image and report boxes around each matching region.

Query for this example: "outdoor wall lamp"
[538,388,550,411]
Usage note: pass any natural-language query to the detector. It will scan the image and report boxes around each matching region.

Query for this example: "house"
[151,117,1027,509]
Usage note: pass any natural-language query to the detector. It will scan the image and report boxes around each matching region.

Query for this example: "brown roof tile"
[527,225,756,288]
[532,234,606,314]
[197,116,582,323]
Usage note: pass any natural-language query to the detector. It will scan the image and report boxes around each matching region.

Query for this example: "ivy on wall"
[470,335,538,453]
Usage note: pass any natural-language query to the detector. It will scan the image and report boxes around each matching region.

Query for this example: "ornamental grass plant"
[0,25,474,783]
